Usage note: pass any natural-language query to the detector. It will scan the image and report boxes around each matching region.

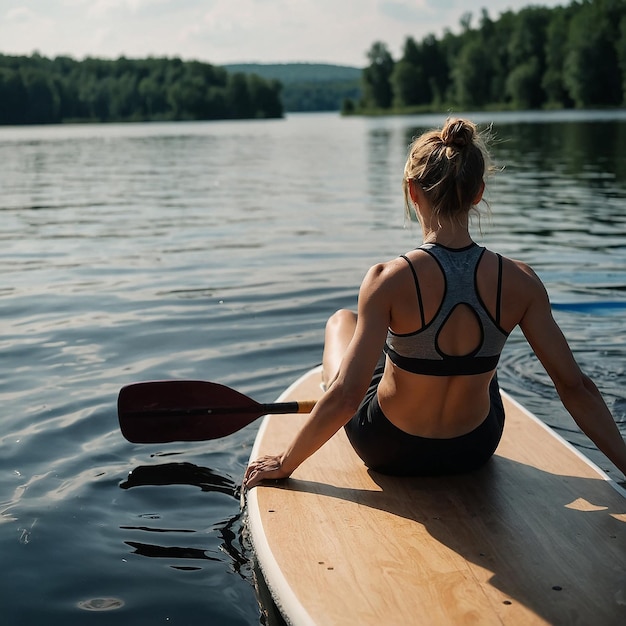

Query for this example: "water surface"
[1,110,624,624]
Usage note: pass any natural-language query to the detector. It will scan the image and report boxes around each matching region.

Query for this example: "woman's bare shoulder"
[357,256,418,302]
[501,255,545,290]
[365,255,414,281]
[498,254,551,322]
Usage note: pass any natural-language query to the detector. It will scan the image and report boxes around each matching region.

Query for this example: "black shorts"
[344,358,505,476]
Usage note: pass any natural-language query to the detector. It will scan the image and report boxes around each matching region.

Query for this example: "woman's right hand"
[243,454,290,490]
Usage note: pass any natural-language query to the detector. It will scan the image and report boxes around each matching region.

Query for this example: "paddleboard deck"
[246,366,626,625]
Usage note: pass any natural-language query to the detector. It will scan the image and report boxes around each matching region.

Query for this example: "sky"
[0,0,567,67]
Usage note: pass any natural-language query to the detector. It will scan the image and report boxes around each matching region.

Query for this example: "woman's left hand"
[243,454,290,489]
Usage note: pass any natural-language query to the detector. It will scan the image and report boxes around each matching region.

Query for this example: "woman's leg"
[321,309,357,388]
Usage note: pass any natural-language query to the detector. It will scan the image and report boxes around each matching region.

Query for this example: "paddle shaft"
[124,400,316,418]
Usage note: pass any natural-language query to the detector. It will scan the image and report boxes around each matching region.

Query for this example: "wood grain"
[246,367,626,625]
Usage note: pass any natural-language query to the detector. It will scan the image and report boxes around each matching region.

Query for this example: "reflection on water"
[119,462,249,577]
[0,111,624,625]
[120,462,240,496]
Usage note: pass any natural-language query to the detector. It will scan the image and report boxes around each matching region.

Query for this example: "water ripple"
[1,112,625,625]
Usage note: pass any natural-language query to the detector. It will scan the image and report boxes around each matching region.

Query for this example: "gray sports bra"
[384,242,509,376]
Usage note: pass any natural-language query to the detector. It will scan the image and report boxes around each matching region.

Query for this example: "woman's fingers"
[243,454,286,489]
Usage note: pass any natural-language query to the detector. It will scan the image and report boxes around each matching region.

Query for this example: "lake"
[1,110,625,625]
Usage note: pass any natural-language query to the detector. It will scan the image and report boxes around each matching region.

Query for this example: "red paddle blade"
[117,380,265,443]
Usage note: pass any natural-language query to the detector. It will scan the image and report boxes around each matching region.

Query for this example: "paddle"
[117,380,316,443]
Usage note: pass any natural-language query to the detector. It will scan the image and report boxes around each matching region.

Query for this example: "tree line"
[352,0,626,114]
[0,54,283,125]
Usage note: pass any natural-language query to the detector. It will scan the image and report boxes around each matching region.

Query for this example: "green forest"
[353,0,626,114]
[0,55,283,124]
[0,0,624,124]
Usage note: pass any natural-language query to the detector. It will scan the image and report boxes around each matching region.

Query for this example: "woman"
[244,118,626,488]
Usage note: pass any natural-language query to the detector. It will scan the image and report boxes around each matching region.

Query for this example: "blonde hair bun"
[441,118,476,150]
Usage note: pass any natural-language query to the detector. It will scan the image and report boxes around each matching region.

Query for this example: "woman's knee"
[325,309,357,334]
[322,310,357,387]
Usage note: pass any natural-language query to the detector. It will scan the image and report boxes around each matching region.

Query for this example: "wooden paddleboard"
[246,366,626,625]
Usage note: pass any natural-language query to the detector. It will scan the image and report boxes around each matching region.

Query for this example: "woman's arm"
[518,266,626,476]
[244,264,393,489]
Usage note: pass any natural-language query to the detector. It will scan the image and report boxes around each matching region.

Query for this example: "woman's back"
[377,243,532,438]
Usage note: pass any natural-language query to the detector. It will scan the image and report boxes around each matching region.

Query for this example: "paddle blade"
[118,380,264,443]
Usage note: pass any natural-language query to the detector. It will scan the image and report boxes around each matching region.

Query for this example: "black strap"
[400,254,426,327]
[495,253,503,327]
[385,344,500,376]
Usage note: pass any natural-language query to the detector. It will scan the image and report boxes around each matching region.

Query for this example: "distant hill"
[222,63,362,83]
[222,63,363,112]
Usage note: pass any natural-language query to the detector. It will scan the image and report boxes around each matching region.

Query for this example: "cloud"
[61,0,173,18]
[6,7,43,23]
[1,0,569,66]
[3,6,56,52]
[178,0,364,62]
[378,1,430,23]
[175,0,421,64]
[426,0,456,9]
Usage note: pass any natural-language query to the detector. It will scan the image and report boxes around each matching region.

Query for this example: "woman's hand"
[243,454,290,489]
